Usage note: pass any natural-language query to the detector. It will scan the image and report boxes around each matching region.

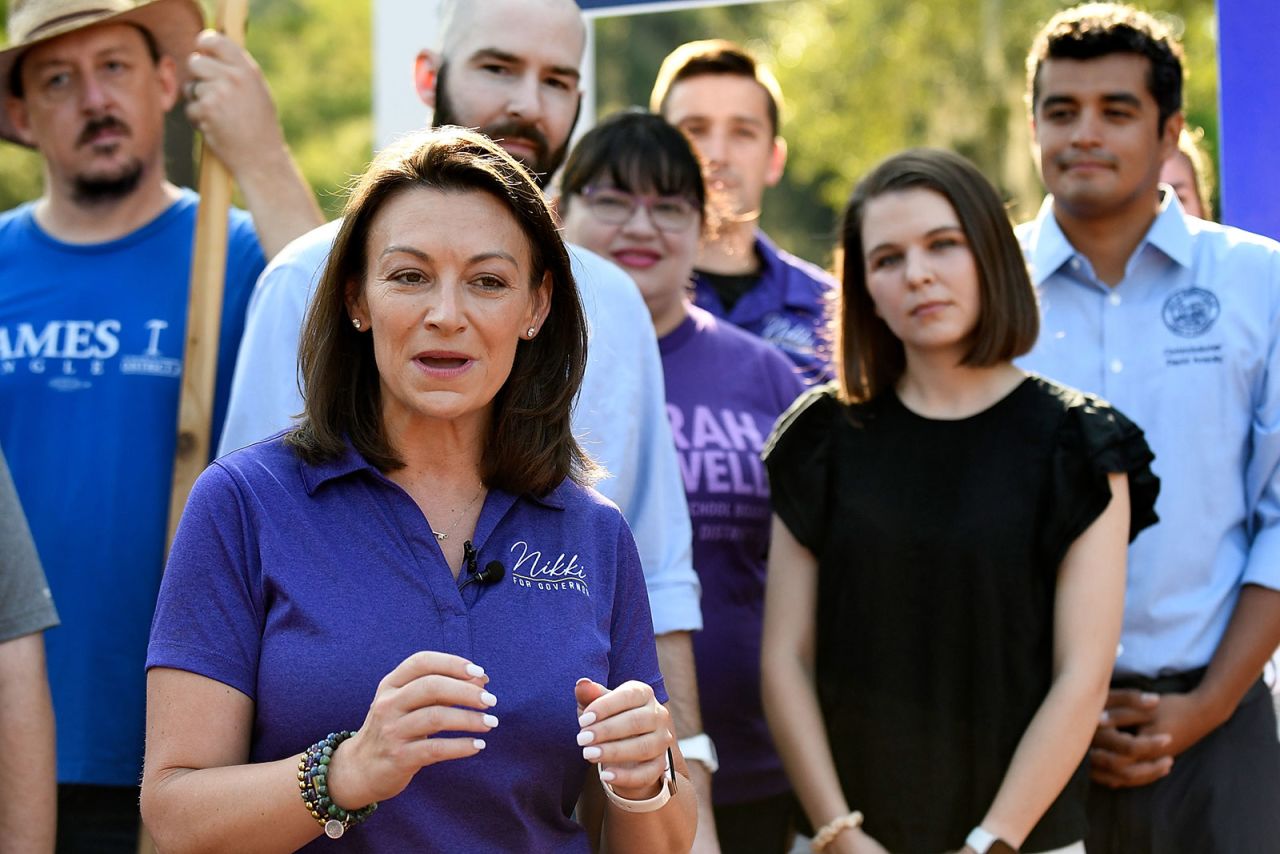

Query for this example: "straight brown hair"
[835,148,1038,403]
[286,127,595,495]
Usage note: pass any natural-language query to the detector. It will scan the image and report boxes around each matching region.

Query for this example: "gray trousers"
[1085,677,1280,854]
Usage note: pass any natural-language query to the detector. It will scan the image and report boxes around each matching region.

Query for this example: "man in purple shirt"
[651,39,835,383]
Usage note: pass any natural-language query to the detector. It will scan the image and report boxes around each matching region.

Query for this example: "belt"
[1111,666,1207,694]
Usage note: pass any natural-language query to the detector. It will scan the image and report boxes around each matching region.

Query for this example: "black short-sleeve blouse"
[763,375,1158,854]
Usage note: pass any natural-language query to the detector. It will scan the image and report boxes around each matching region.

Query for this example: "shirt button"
[1110,359,1124,374]
[1108,292,1122,306]
[1070,259,1082,271]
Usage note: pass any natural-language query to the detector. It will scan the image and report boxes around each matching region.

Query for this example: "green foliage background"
[595,0,1217,265]
[0,0,1218,264]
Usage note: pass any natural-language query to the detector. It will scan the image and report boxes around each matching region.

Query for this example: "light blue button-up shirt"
[1017,192,1280,678]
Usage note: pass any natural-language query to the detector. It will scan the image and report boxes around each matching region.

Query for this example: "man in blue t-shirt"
[651,39,836,383]
[0,0,321,850]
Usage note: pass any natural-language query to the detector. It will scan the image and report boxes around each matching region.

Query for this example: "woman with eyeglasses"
[559,110,805,854]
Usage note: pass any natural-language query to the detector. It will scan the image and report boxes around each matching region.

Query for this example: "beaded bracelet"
[812,810,864,851]
[297,731,378,839]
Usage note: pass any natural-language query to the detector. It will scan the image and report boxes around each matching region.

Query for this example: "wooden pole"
[164,0,248,553]
[142,4,250,852]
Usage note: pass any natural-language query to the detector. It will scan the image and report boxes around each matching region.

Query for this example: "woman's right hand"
[325,651,497,808]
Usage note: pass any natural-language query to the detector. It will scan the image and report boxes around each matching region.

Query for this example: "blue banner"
[1218,0,1279,240]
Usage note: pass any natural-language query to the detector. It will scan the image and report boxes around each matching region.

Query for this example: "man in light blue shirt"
[1019,5,1280,852]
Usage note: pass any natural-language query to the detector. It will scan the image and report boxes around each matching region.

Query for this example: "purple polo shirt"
[692,230,836,383]
[659,306,804,804]
[147,436,665,853]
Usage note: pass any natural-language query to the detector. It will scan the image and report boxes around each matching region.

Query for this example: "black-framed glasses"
[578,186,699,233]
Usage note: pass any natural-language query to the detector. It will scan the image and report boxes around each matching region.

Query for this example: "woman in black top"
[760,149,1158,854]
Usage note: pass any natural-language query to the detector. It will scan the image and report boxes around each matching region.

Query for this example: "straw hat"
[0,0,204,146]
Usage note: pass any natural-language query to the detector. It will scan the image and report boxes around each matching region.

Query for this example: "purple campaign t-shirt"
[659,305,804,805]
[147,437,665,853]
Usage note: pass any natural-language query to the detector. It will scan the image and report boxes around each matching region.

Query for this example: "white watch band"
[598,749,675,813]
[966,826,998,854]
[677,733,719,773]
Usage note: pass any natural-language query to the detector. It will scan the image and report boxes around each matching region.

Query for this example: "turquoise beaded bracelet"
[297,731,378,839]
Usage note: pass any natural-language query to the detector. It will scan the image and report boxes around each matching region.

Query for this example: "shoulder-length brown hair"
[833,147,1038,403]
[286,126,595,495]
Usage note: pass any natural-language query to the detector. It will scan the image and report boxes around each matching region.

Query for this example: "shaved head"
[419,0,586,184]
[437,0,586,61]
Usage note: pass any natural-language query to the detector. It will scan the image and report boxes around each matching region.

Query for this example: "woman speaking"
[140,128,696,853]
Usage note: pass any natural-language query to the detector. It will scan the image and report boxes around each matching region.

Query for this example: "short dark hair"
[558,109,708,223]
[835,148,1039,403]
[9,22,162,98]
[287,126,595,496]
[1026,3,1184,132]
[649,39,784,136]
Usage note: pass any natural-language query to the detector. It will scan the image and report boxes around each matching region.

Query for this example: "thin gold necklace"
[431,486,485,541]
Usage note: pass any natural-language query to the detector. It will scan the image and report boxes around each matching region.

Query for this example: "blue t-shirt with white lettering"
[148,436,666,852]
[0,190,263,785]
[659,305,804,804]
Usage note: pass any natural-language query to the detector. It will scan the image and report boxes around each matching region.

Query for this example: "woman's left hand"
[575,678,673,800]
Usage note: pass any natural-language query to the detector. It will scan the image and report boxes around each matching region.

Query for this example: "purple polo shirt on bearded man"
[659,305,804,805]
[692,230,835,383]
[147,436,665,853]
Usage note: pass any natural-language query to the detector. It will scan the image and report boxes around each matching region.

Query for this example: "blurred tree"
[244,0,371,218]
[594,0,1217,264]
[0,0,1220,238]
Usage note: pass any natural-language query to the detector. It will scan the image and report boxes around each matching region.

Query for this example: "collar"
[1025,190,1194,287]
[753,230,830,305]
[299,439,378,496]
[299,437,568,510]
[753,230,789,284]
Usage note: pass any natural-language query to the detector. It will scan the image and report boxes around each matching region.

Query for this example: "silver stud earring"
[352,318,362,330]
[527,326,536,338]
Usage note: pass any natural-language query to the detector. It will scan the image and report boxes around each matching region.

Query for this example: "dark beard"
[73,160,144,205]
[71,115,143,204]
[432,61,577,189]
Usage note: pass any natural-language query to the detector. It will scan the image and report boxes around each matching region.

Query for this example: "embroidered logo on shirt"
[1162,288,1220,337]
[509,540,590,597]
[759,313,816,356]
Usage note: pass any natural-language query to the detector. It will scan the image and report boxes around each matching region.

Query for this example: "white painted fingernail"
[473,739,486,750]
[599,769,616,782]
[578,711,596,727]
[483,714,499,728]
[480,691,497,707]
[576,730,595,746]
[466,663,486,678]
[582,746,602,761]
[575,677,592,686]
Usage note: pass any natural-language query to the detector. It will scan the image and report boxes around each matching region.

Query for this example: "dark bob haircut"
[835,148,1038,404]
[558,109,709,224]
[287,126,595,496]
[1026,3,1184,133]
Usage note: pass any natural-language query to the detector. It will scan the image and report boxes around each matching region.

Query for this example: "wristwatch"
[677,733,719,774]
[599,747,678,813]
[965,826,1018,854]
